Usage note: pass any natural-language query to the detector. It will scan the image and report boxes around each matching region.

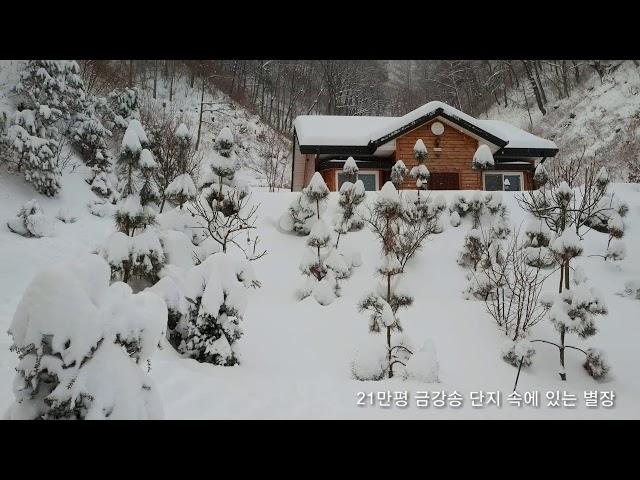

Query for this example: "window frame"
[336,169,380,191]
[482,171,525,192]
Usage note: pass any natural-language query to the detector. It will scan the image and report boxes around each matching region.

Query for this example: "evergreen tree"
[409,139,430,192]
[359,182,413,378]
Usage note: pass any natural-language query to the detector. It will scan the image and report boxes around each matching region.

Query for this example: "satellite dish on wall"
[431,121,445,136]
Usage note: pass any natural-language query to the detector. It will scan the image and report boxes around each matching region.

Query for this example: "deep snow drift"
[1,166,639,418]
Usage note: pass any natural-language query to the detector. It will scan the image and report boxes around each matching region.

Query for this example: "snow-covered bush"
[103,87,141,133]
[333,179,365,248]
[280,194,316,235]
[502,340,536,368]
[450,191,506,229]
[457,229,483,270]
[402,340,439,383]
[409,139,430,190]
[472,144,494,170]
[175,253,258,366]
[449,211,461,227]
[583,348,611,380]
[533,162,549,187]
[351,343,386,381]
[606,239,626,261]
[621,279,640,299]
[7,199,55,237]
[55,207,77,224]
[5,254,166,420]
[343,156,359,182]
[523,219,554,269]
[165,173,196,209]
[391,160,409,189]
[303,172,330,217]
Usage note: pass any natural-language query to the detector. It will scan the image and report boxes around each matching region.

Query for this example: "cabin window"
[483,172,524,191]
[336,169,379,191]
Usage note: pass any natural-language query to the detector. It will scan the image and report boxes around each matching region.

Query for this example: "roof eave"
[495,147,560,158]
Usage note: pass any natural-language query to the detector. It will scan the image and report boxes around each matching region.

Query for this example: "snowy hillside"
[487,61,640,181]
[1,172,639,418]
[1,59,640,420]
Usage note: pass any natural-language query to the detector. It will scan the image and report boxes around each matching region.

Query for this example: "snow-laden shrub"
[449,211,461,227]
[149,275,188,337]
[280,194,316,235]
[342,156,358,182]
[501,340,536,368]
[333,179,366,247]
[7,199,55,237]
[583,348,611,380]
[90,171,118,200]
[55,207,77,224]
[621,280,640,299]
[457,229,483,270]
[582,192,629,233]
[99,229,165,285]
[402,340,439,383]
[176,253,258,366]
[523,220,555,267]
[391,160,409,188]
[472,144,495,170]
[449,191,506,229]
[5,254,166,420]
[533,162,549,187]
[165,173,197,209]
[89,199,115,218]
[606,239,626,261]
[351,343,387,381]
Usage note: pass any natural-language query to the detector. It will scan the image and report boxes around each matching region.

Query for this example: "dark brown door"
[429,172,460,190]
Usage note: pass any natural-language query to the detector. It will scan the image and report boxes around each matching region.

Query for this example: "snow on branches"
[6,254,166,420]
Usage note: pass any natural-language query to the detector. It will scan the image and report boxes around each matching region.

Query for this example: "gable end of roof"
[370,107,509,149]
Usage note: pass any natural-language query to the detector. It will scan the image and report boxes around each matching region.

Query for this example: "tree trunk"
[196,76,205,150]
[153,61,158,99]
[559,326,566,381]
[522,60,546,115]
[533,60,547,104]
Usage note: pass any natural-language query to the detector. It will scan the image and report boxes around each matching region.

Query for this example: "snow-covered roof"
[476,119,557,150]
[294,115,395,146]
[294,101,557,153]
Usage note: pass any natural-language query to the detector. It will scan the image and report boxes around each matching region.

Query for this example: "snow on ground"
[3,169,639,418]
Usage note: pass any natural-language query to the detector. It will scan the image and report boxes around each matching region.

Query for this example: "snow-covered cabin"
[291,101,558,192]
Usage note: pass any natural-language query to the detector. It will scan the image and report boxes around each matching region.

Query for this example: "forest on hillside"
[81,60,632,133]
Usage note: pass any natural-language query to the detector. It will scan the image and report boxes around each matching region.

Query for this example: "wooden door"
[429,172,460,190]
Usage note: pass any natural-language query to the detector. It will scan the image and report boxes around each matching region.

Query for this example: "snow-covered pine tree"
[409,139,430,192]
[533,162,549,187]
[177,253,259,366]
[517,159,613,381]
[343,156,359,182]
[104,122,164,285]
[359,182,414,379]
[6,254,166,420]
[165,173,197,209]
[334,179,365,248]
[104,87,141,132]
[190,126,265,260]
[605,212,625,261]
[304,171,330,219]
[391,160,409,190]
[472,144,495,170]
